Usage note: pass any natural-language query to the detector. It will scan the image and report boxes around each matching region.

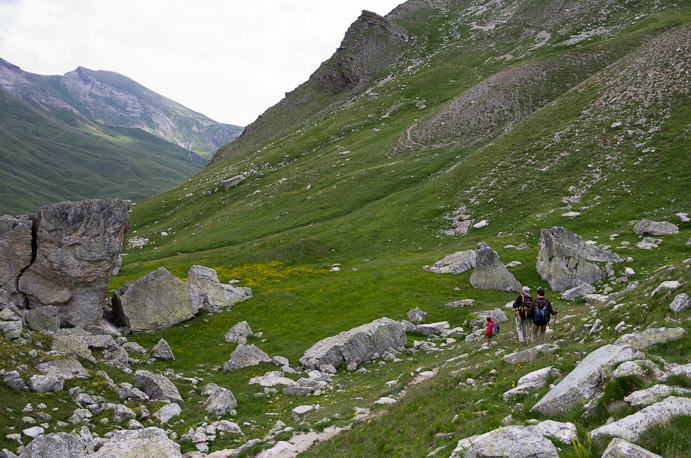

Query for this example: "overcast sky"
[0,0,403,126]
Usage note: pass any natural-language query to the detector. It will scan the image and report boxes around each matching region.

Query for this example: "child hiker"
[485,316,495,348]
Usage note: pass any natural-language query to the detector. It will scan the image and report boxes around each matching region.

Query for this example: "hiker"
[485,317,495,348]
[513,286,533,344]
[526,288,558,344]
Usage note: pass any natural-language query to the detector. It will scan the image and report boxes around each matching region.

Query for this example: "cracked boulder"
[112,267,203,333]
[469,242,521,292]
[537,226,622,292]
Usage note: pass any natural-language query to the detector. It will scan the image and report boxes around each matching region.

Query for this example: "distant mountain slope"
[0,87,205,215]
[0,59,243,156]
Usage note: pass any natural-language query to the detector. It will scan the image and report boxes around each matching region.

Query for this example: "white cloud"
[0,0,403,125]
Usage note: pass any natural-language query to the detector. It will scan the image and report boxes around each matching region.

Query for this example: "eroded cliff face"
[0,199,130,329]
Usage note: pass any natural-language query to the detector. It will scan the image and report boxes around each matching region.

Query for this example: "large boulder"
[669,293,690,313]
[0,214,33,308]
[561,283,595,301]
[187,265,251,312]
[134,370,183,403]
[451,425,559,458]
[112,267,203,333]
[633,219,679,236]
[299,317,406,371]
[87,427,183,457]
[204,386,238,416]
[590,396,691,446]
[423,250,476,274]
[536,226,621,292]
[530,344,641,417]
[23,306,59,332]
[615,327,686,350]
[18,432,85,458]
[469,243,521,292]
[17,199,130,328]
[223,344,272,371]
[601,438,662,458]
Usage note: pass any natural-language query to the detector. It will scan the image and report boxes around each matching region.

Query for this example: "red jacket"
[486,320,494,337]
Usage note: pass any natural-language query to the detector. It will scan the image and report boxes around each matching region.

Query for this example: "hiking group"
[512,286,558,344]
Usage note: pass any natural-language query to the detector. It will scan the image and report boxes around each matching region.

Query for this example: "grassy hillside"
[0,88,204,215]
[0,0,689,456]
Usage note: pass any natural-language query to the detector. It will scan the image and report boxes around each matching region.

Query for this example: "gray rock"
[473,309,509,323]
[633,219,679,236]
[28,375,64,393]
[152,403,181,424]
[223,321,253,344]
[445,299,474,308]
[531,344,642,417]
[111,404,136,423]
[112,254,123,276]
[35,359,89,380]
[3,370,28,390]
[117,383,149,402]
[502,367,556,401]
[299,317,407,371]
[451,425,558,458]
[272,356,289,367]
[23,306,59,332]
[612,361,647,379]
[87,427,183,457]
[16,199,130,328]
[469,243,521,292]
[112,267,203,333]
[615,327,686,350]
[536,226,621,292]
[636,237,662,249]
[67,409,92,425]
[187,265,251,312]
[590,397,691,446]
[223,344,271,371]
[0,214,33,308]
[204,386,238,416]
[291,405,314,420]
[561,283,595,300]
[601,438,662,458]
[584,294,609,305]
[406,307,426,324]
[502,344,558,365]
[121,341,147,354]
[676,212,690,223]
[134,370,183,403]
[0,319,22,339]
[670,293,691,313]
[221,175,246,189]
[150,339,175,361]
[423,250,476,274]
[624,384,691,409]
[18,432,85,458]
[22,427,44,439]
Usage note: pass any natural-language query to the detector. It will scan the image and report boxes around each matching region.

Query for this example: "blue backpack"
[534,299,550,325]
[491,322,500,336]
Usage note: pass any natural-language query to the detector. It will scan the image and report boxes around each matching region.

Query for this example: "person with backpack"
[485,317,499,348]
[513,286,533,344]
[526,289,558,344]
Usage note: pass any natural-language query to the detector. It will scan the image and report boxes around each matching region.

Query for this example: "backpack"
[491,322,500,336]
[534,299,550,325]
[516,294,533,320]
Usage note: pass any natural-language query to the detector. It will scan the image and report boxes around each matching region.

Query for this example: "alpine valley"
[0,1,690,458]
[0,58,242,214]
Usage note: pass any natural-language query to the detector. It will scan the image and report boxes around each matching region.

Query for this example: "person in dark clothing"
[513,286,532,344]
[526,289,558,344]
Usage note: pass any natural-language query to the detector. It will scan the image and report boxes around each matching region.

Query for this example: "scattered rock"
[636,237,662,249]
[590,396,691,446]
[299,317,406,371]
[536,226,621,292]
[561,283,595,300]
[422,250,476,274]
[18,432,85,458]
[224,321,253,344]
[669,293,691,313]
[134,370,183,403]
[291,405,314,420]
[584,294,609,305]
[503,344,557,365]
[406,307,426,324]
[615,327,686,350]
[187,265,251,312]
[601,438,662,458]
[28,375,64,393]
[502,367,557,401]
[624,384,691,409]
[35,359,89,380]
[204,386,238,416]
[224,344,271,371]
[153,403,182,424]
[151,339,175,361]
[473,219,489,229]
[87,427,183,457]
[451,425,559,458]
[221,175,246,189]
[469,242,521,292]
[633,219,679,236]
[651,281,680,296]
[531,344,642,417]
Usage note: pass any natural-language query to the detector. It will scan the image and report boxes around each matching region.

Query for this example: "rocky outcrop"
[536,226,622,292]
[469,243,521,292]
[112,267,203,333]
[590,396,691,446]
[601,438,662,458]
[531,344,642,417]
[187,265,251,312]
[633,219,679,236]
[615,327,686,350]
[0,199,130,328]
[299,318,406,371]
[87,427,183,458]
[423,250,476,274]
